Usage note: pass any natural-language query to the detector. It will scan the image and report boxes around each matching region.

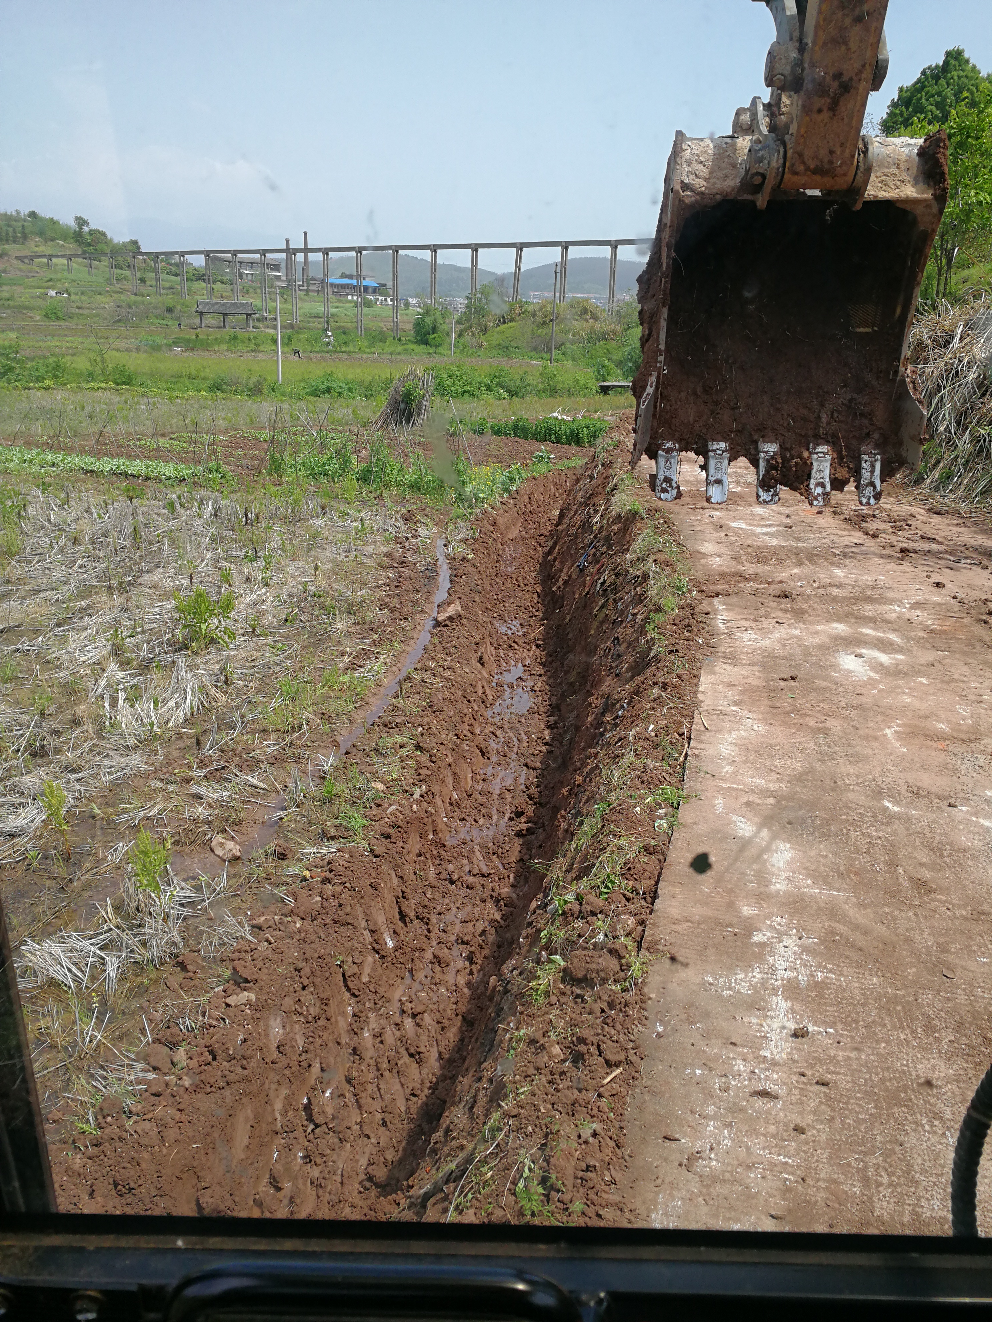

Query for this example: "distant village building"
[237,257,282,282]
[322,277,384,298]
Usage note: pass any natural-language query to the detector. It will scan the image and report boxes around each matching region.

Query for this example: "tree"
[72,215,89,242]
[882,48,992,134]
[882,49,992,301]
[412,303,448,349]
[930,92,992,299]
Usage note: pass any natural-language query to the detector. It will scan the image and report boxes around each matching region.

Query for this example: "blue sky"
[1,1,989,271]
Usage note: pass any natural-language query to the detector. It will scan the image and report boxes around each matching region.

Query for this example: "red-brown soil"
[55,448,701,1223]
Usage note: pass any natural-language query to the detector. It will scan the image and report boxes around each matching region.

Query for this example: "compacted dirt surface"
[56,443,703,1224]
[624,457,992,1233]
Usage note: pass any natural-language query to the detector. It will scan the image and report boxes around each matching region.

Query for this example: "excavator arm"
[633,0,948,507]
[755,0,888,195]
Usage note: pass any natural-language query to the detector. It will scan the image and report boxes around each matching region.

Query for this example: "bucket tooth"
[859,448,881,506]
[756,440,780,504]
[809,444,832,507]
[655,444,680,501]
[706,441,729,504]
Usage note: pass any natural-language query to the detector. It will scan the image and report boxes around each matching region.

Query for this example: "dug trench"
[55,444,701,1223]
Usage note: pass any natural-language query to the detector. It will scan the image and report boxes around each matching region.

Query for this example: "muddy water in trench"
[57,475,572,1217]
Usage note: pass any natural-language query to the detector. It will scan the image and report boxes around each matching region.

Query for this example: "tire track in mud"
[56,473,575,1217]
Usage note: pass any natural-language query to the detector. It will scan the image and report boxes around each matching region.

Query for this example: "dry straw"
[910,295,992,505]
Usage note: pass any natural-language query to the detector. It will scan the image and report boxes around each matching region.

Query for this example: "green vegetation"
[131,828,169,900]
[40,780,69,854]
[0,207,139,255]
[882,48,992,135]
[0,443,208,484]
[412,303,449,349]
[471,414,610,446]
[173,585,236,651]
[0,482,25,562]
[882,48,992,302]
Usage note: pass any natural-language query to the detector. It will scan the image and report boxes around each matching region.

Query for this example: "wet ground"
[52,444,703,1223]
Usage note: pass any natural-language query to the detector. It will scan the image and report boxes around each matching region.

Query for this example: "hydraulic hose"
[951,1064,992,1236]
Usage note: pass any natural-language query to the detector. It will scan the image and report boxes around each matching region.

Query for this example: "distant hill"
[0,208,138,255]
[516,257,644,299]
[306,251,645,300]
[310,251,501,299]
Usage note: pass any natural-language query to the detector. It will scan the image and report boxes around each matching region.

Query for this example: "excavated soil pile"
[56,449,701,1224]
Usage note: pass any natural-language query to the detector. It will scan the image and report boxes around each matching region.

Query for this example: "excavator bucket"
[632,0,948,507]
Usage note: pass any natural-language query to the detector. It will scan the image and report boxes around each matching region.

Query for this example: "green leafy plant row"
[0,444,227,484]
[470,415,610,446]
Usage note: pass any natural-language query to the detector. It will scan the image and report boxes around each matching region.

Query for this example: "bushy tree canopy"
[412,303,449,348]
[882,47,992,133]
[880,49,992,301]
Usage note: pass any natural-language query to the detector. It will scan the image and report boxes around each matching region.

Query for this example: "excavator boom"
[633,0,948,508]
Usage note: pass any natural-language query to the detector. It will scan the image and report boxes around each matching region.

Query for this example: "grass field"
[0,240,634,461]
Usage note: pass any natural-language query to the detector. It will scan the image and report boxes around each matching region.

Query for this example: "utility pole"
[550,262,559,366]
[275,284,283,385]
[451,310,456,358]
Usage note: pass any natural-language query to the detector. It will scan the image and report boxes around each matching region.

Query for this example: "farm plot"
[50,434,706,1225]
[0,464,441,1125]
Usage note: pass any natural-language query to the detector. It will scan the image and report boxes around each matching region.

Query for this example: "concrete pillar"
[284,237,291,290]
[429,248,437,305]
[153,255,162,295]
[355,250,364,337]
[231,252,239,301]
[66,256,72,275]
[108,255,115,286]
[322,250,330,331]
[205,253,212,298]
[559,244,569,303]
[87,255,93,275]
[391,248,399,338]
[260,253,268,316]
[607,243,618,313]
[303,231,309,292]
[46,256,52,270]
[291,249,299,325]
[130,254,138,295]
[512,246,523,302]
[470,247,479,298]
[179,254,187,299]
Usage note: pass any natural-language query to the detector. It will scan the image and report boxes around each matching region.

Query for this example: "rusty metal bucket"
[632,130,947,505]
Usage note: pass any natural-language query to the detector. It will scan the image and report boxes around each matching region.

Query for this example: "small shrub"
[412,304,448,348]
[482,415,610,447]
[173,585,236,651]
[132,827,169,899]
[42,298,68,321]
[108,361,136,387]
[40,780,69,854]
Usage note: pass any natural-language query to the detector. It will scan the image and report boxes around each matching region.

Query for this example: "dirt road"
[624,458,992,1233]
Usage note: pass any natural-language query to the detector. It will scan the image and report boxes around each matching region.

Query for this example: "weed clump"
[40,779,70,855]
[173,585,236,651]
[131,827,169,900]
[471,415,609,447]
